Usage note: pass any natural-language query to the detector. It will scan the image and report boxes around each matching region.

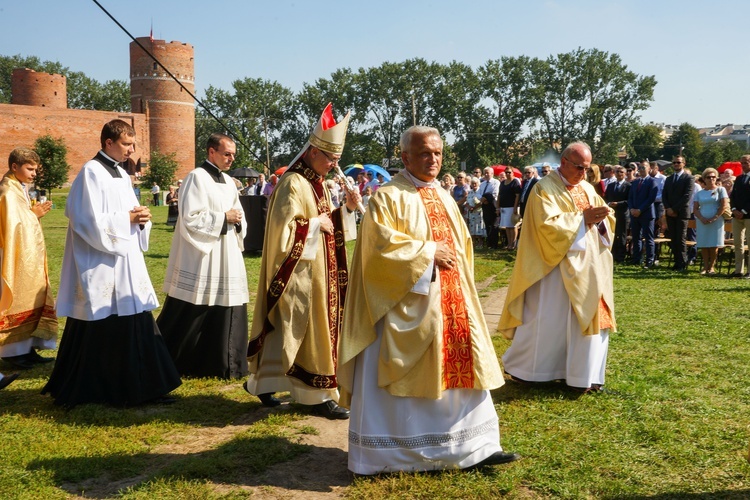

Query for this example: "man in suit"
[661,156,695,271]
[519,166,539,218]
[730,155,750,277]
[628,163,658,268]
[478,167,500,248]
[605,166,631,263]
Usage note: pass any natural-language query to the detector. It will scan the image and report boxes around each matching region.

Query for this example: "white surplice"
[56,156,158,321]
[163,166,248,307]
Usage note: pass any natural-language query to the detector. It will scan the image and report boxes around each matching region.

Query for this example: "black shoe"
[258,392,281,407]
[27,349,55,364]
[312,400,350,420]
[2,356,35,370]
[0,373,19,390]
[470,451,521,469]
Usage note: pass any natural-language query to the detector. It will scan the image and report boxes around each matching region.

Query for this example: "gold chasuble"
[248,161,348,389]
[0,175,57,346]
[498,172,616,339]
[339,173,503,408]
[416,186,474,389]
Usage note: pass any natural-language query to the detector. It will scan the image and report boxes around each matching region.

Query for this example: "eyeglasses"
[706,175,717,179]
[319,150,340,166]
[672,161,683,165]
[563,158,587,171]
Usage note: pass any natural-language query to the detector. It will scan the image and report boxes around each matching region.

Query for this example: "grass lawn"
[1,192,750,498]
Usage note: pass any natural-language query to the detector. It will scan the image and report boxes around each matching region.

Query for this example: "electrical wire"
[91,0,264,162]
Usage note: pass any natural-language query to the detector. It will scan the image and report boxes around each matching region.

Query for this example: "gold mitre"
[308,102,350,154]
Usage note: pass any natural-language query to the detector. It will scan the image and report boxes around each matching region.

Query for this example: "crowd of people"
[1,106,748,476]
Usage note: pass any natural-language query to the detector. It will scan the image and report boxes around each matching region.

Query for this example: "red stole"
[416,187,475,389]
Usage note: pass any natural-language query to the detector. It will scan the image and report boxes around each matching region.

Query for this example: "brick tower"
[130,37,195,180]
[11,68,67,109]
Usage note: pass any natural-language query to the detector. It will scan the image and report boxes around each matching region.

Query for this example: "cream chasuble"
[246,162,356,401]
[338,172,503,408]
[498,172,616,339]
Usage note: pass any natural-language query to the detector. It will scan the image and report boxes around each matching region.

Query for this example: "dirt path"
[70,282,508,499]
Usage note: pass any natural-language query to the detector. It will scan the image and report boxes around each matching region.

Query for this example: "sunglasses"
[563,158,587,171]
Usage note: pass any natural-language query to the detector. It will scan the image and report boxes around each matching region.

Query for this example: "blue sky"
[1,0,746,128]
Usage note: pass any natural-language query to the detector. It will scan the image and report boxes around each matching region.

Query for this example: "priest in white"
[43,119,180,407]
[157,134,249,379]
[338,126,519,475]
[498,141,616,392]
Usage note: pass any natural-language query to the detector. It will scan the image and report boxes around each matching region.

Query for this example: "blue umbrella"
[343,164,364,177]
[362,164,391,181]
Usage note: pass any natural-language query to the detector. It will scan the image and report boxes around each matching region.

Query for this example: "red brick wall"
[0,103,149,182]
[0,36,196,183]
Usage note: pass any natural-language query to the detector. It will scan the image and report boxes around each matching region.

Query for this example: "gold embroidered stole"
[416,187,475,389]
[567,183,613,329]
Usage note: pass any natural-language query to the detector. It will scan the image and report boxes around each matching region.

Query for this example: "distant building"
[0,36,195,183]
[699,123,750,147]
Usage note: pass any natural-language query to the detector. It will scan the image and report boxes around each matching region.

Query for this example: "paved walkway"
[477,282,507,335]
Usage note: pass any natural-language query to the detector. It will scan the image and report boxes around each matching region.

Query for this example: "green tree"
[629,123,664,161]
[33,135,70,198]
[196,79,295,174]
[142,150,178,192]
[432,61,486,168]
[661,123,703,165]
[529,48,656,159]
[67,72,130,111]
[475,56,536,165]
[353,59,442,166]
[698,140,749,171]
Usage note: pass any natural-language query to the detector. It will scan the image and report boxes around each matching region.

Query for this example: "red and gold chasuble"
[567,184,613,330]
[416,187,475,389]
[247,161,348,389]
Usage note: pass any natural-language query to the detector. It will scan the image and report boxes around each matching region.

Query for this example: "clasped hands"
[129,205,152,224]
[225,208,243,225]
[583,206,611,225]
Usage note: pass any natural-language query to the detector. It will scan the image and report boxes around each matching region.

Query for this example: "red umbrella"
[275,165,289,176]
[491,165,522,178]
[718,162,741,177]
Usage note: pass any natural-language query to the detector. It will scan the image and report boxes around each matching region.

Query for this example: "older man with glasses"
[246,103,362,420]
[500,141,616,393]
